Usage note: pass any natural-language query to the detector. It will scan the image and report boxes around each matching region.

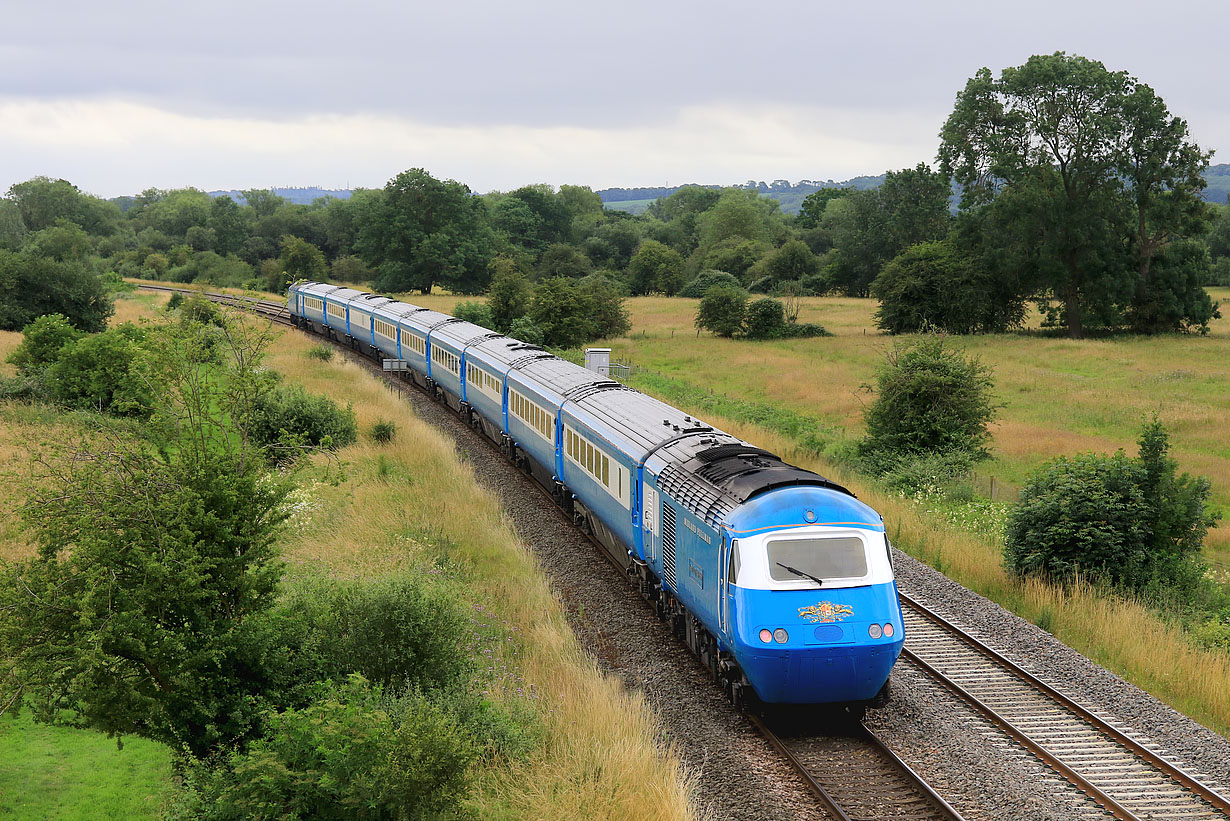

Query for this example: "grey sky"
[3,0,1226,197]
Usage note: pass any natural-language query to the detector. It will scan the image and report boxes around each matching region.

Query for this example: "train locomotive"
[287,281,904,709]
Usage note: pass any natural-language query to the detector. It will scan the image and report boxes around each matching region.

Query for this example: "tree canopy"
[939,52,1215,337]
[356,169,495,294]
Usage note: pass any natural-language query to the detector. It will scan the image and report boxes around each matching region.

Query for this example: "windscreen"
[767,537,868,582]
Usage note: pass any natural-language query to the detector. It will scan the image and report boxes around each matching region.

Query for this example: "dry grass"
[265,327,701,821]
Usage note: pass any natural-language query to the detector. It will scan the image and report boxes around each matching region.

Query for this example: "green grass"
[0,712,172,819]
[602,198,655,214]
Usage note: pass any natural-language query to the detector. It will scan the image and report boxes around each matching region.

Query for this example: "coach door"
[642,479,658,563]
[719,535,731,635]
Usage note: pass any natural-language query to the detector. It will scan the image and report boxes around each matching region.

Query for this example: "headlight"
[883,622,894,638]
[759,629,773,643]
[772,628,788,643]
[868,623,883,639]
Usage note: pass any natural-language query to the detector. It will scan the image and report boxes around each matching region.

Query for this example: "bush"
[48,324,156,417]
[281,572,476,694]
[744,297,787,339]
[247,383,358,458]
[369,418,396,444]
[878,451,975,496]
[506,316,545,346]
[1004,419,1217,592]
[305,343,334,362]
[679,269,742,299]
[577,275,632,339]
[781,321,830,339]
[7,314,84,374]
[627,240,685,295]
[453,299,494,328]
[179,676,480,821]
[858,335,996,467]
[0,250,113,333]
[695,285,748,337]
[872,239,1025,334]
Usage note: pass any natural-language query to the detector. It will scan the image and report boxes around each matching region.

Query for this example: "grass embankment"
[1,291,699,820]
[264,328,698,820]
[0,305,179,817]
[405,288,1230,736]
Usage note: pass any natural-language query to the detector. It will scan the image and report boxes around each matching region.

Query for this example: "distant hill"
[599,165,1230,215]
[1205,164,1230,205]
[208,187,352,206]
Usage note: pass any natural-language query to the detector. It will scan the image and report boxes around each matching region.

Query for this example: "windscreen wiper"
[776,562,825,587]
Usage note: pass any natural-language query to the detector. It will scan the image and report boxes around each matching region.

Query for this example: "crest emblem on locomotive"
[798,601,854,623]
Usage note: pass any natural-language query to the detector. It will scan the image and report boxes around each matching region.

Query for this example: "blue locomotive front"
[720,485,903,704]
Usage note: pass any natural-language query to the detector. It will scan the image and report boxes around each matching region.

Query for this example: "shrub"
[872,239,1025,334]
[781,321,830,339]
[526,276,630,348]
[247,383,358,457]
[0,250,113,333]
[487,259,533,333]
[679,269,742,299]
[180,676,480,821]
[1004,419,1218,592]
[878,451,975,496]
[48,324,156,417]
[744,297,787,339]
[506,316,545,346]
[305,343,334,362]
[695,285,748,337]
[627,240,685,295]
[453,299,494,328]
[281,572,476,694]
[577,275,632,339]
[7,313,84,374]
[858,335,996,468]
[369,418,396,444]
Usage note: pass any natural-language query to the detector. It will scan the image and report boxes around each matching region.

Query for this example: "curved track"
[899,592,1230,820]
[144,285,1230,821]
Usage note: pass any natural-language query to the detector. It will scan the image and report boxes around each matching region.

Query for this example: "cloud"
[0,97,940,196]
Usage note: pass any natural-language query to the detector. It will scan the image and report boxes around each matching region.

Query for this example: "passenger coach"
[287,280,904,708]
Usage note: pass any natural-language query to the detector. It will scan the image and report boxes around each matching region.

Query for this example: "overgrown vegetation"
[694,287,828,340]
[858,335,997,478]
[1006,419,1219,597]
[0,305,556,817]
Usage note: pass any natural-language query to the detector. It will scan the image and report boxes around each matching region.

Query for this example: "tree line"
[1,51,1226,344]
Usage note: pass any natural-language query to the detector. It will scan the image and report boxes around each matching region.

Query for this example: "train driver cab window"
[728,540,740,585]
[766,537,868,583]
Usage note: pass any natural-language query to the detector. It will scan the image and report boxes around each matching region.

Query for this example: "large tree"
[939,52,1213,337]
[356,169,494,294]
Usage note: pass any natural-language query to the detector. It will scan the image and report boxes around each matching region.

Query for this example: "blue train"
[287,281,904,709]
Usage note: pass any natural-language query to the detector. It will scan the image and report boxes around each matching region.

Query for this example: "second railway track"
[899,591,1230,820]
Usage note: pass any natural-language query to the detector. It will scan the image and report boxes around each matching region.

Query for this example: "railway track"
[144,284,1230,821]
[749,711,964,821]
[899,591,1230,820]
